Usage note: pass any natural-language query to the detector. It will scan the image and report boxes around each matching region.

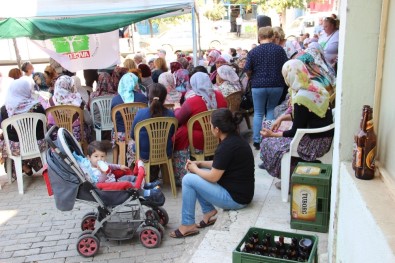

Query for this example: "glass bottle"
[355,106,376,180]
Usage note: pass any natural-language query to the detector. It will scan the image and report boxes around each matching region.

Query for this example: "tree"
[234,0,314,26]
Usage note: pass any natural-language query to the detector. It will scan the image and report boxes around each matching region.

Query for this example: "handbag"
[240,80,253,110]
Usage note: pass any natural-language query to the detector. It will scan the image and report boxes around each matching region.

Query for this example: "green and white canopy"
[0,0,194,40]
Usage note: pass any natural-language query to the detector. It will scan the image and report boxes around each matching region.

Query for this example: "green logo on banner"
[51,35,91,59]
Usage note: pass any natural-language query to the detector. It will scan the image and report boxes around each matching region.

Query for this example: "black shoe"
[258,163,265,170]
[253,142,260,150]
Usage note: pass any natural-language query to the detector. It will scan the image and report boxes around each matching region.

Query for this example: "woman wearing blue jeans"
[170,109,255,238]
[244,26,288,150]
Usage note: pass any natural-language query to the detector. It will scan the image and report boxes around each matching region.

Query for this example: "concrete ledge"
[336,162,395,262]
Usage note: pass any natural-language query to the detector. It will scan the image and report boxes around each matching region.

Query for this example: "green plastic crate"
[290,162,332,233]
[233,227,318,263]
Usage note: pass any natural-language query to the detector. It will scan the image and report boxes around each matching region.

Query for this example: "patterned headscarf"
[118,73,138,103]
[111,66,129,91]
[190,72,217,110]
[217,65,241,88]
[174,69,191,92]
[5,78,38,117]
[90,72,116,99]
[159,72,181,104]
[53,75,82,106]
[208,50,221,66]
[170,62,183,74]
[282,59,329,118]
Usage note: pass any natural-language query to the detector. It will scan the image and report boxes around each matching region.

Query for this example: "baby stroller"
[44,126,169,257]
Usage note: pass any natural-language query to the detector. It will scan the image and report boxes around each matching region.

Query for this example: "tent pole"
[12,38,22,69]
[191,5,197,66]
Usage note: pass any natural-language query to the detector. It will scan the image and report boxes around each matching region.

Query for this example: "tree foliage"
[234,0,311,12]
[204,3,226,21]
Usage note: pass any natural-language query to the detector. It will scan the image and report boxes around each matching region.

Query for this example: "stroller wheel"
[139,226,161,248]
[81,212,97,231]
[155,207,169,227]
[76,232,100,257]
[145,209,160,221]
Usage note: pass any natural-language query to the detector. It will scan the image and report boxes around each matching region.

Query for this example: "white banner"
[32,30,120,72]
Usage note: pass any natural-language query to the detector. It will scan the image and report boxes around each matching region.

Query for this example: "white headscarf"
[5,78,38,116]
[190,72,217,110]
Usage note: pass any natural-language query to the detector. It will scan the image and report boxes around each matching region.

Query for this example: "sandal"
[169,229,199,238]
[196,218,217,228]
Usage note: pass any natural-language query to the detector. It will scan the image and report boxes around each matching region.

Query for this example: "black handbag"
[240,80,253,110]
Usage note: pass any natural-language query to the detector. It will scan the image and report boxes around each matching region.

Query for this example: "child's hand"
[120,165,128,171]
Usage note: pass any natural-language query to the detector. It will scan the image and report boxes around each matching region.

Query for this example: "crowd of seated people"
[0,19,339,236]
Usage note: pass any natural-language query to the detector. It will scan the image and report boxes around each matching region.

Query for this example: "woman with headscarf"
[172,72,228,185]
[174,69,191,92]
[47,75,92,143]
[258,60,334,189]
[207,49,221,74]
[0,78,46,177]
[295,42,336,95]
[216,65,242,97]
[111,66,129,92]
[158,72,181,104]
[210,56,228,85]
[111,73,148,167]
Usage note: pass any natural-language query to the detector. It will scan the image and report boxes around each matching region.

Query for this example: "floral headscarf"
[111,66,129,91]
[208,50,221,66]
[174,69,191,92]
[217,65,241,88]
[53,75,82,106]
[118,73,138,103]
[190,72,217,110]
[282,59,329,118]
[170,62,183,74]
[90,72,116,99]
[5,78,38,117]
[159,72,181,104]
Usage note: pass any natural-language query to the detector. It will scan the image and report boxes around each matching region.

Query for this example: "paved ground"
[0,118,329,263]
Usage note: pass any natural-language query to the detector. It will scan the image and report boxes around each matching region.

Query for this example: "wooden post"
[12,38,22,69]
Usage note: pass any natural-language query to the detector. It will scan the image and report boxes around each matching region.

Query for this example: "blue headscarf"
[118,73,138,103]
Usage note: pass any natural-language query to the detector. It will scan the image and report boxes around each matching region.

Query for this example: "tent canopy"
[0,0,194,40]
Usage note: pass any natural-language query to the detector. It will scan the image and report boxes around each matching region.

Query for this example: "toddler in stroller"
[73,140,162,199]
[45,126,169,257]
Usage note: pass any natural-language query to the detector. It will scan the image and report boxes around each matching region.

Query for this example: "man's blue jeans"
[181,173,246,225]
[251,87,283,143]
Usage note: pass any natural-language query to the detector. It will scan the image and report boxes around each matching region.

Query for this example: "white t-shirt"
[319,30,339,65]
[236,17,243,26]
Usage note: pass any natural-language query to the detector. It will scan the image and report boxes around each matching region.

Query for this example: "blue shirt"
[131,108,175,160]
[244,43,288,88]
[111,92,148,132]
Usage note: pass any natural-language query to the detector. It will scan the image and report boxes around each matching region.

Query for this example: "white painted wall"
[328,0,383,260]
[377,0,395,181]
[336,163,395,262]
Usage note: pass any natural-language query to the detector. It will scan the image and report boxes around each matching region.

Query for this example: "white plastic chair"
[280,109,335,202]
[1,113,47,194]
[90,95,114,141]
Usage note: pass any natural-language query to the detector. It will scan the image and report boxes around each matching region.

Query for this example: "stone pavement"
[0,151,329,263]
[186,151,329,263]
[0,121,329,263]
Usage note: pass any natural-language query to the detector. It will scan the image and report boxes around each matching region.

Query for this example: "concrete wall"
[328,0,384,260]
[377,0,395,181]
[336,163,395,263]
